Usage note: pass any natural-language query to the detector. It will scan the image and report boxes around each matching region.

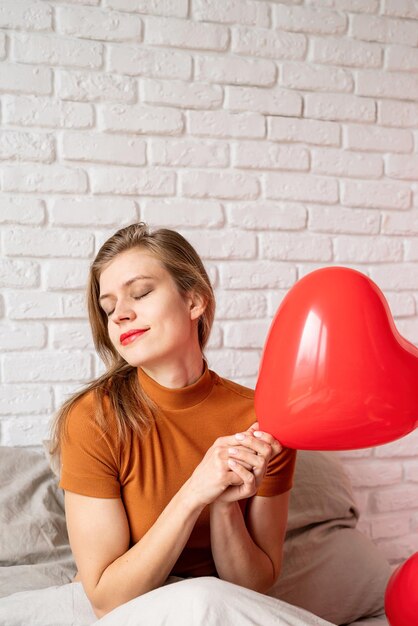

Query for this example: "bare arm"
[65,477,204,619]
[210,491,290,593]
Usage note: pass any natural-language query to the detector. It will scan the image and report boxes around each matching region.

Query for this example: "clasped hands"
[216,421,282,504]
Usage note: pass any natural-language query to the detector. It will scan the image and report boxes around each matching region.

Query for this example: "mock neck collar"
[137,360,214,410]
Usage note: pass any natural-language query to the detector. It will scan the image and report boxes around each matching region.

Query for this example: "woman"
[48,222,298,621]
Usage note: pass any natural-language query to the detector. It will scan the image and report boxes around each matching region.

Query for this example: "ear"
[187,290,207,321]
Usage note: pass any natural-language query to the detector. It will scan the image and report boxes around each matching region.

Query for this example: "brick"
[105,0,187,17]
[378,535,418,564]
[44,259,90,289]
[193,0,269,27]
[386,155,418,181]
[219,261,296,289]
[108,45,191,79]
[12,33,103,69]
[304,93,376,123]
[396,317,418,344]
[179,170,260,200]
[265,172,339,204]
[142,78,223,110]
[356,70,418,102]
[3,96,93,129]
[341,181,411,210]
[224,319,271,349]
[57,70,135,103]
[99,103,183,135]
[2,165,87,193]
[404,239,418,262]
[215,291,267,319]
[142,201,224,227]
[205,349,260,378]
[372,485,418,513]
[50,198,137,225]
[0,1,52,30]
[0,416,53,447]
[149,138,229,168]
[4,291,63,320]
[231,26,306,60]
[386,45,418,72]
[0,385,52,415]
[268,117,340,146]
[273,5,347,34]
[378,100,418,128]
[334,235,403,263]
[90,166,175,195]
[178,229,256,260]
[51,322,94,350]
[311,148,382,178]
[0,198,45,224]
[370,515,410,540]
[3,352,92,382]
[0,33,6,59]
[188,110,265,139]
[225,85,302,116]
[267,289,291,316]
[345,124,413,153]
[3,227,94,258]
[374,427,418,457]
[382,0,418,19]
[306,0,379,12]
[335,448,373,459]
[281,62,353,92]
[385,291,416,317]
[308,206,380,234]
[0,258,39,288]
[56,6,142,41]
[344,461,402,488]
[144,16,229,50]
[261,231,332,261]
[0,63,51,96]
[227,204,307,230]
[405,461,418,482]
[61,131,146,166]
[371,263,418,290]
[62,293,88,318]
[195,54,276,87]
[298,262,370,279]
[350,14,418,46]
[311,36,382,68]
[0,322,45,350]
[0,130,54,163]
[232,142,308,171]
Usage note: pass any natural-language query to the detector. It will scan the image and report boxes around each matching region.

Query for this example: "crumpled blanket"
[0,576,336,626]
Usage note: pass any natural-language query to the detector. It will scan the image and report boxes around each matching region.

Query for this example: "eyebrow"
[99,275,154,302]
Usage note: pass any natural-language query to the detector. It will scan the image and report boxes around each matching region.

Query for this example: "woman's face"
[98,248,202,368]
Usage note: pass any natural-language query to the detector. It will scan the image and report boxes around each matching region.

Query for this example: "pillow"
[266,451,391,625]
[0,446,77,598]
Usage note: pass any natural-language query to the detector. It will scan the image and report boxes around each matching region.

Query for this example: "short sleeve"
[256,447,297,497]
[58,392,121,498]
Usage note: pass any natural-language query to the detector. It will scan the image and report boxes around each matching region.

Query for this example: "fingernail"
[253,431,263,437]
[235,433,245,440]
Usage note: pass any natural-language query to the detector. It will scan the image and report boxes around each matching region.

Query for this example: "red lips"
[120,329,149,344]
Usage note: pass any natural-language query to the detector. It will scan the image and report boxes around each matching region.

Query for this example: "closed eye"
[105,291,152,317]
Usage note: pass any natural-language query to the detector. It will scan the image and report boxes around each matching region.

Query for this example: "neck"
[139,351,205,389]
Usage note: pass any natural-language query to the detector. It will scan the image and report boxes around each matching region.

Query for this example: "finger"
[252,430,283,456]
[228,459,256,483]
[228,446,263,470]
[233,432,273,457]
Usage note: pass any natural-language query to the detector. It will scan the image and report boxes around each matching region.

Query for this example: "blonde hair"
[48,222,215,466]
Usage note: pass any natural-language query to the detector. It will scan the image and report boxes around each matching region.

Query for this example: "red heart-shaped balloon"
[385,552,418,626]
[255,267,418,450]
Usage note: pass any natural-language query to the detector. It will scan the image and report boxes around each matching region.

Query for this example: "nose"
[111,299,136,323]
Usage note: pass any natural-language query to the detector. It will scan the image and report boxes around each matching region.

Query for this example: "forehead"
[99,249,165,290]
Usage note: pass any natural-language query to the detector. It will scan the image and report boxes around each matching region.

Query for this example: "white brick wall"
[1,0,417,567]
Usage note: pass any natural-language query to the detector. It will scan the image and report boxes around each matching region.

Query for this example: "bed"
[0,443,390,625]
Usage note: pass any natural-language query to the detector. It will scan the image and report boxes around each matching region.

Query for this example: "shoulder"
[212,370,255,401]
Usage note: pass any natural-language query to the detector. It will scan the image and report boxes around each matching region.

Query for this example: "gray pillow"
[266,451,391,625]
[0,446,76,598]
